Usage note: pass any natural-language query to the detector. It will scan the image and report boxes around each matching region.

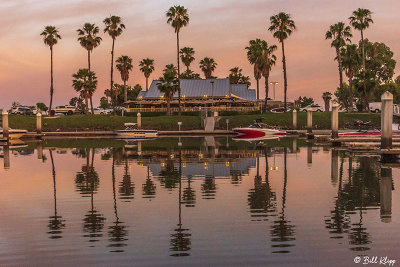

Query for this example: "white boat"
[0,128,28,139]
[233,121,286,138]
[114,123,158,139]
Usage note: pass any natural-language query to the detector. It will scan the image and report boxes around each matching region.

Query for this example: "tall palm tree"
[260,43,277,111]
[269,12,296,111]
[116,55,133,103]
[322,92,332,112]
[139,58,155,90]
[103,16,125,104]
[164,64,178,77]
[341,44,361,112]
[157,69,179,116]
[246,39,263,99]
[72,69,98,115]
[325,22,352,95]
[180,47,195,71]
[349,8,373,111]
[166,5,189,116]
[199,57,217,79]
[40,26,61,114]
[77,23,102,114]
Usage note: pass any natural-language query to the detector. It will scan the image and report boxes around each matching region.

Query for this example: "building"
[125,78,286,112]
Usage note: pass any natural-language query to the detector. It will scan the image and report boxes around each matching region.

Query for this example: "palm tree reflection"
[170,146,191,257]
[119,155,134,201]
[142,166,156,199]
[182,175,196,207]
[108,151,128,252]
[47,150,66,239]
[270,148,296,253]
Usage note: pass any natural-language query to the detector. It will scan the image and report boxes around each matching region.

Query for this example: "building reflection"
[270,148,296,253]
[47,150,66,239]
[108,150,128,252]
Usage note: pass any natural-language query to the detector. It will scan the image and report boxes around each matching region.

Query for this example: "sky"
[1,0,400,109]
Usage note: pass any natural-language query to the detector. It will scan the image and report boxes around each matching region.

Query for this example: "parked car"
[270,107,291,113]
[93,108,112,115]
[10,106,33,115]
[369,102,400,114]
[300,104,323,112]
[50,105,79,116]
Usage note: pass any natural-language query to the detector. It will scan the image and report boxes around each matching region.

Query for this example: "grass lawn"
[4,112,380,132]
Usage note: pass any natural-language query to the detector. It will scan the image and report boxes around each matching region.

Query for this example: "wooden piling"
[331,103,339,138]
[3,145,10,169]
[381,92,393,149]
[307,109,313,134]
[36,113,42,134]
[137,112,141,129]
[331,149,338,185]
[2,111,9,140]
[292,109,297,130]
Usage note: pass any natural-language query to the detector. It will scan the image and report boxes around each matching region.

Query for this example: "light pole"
[270,82,279,100]
[210,80,215,108]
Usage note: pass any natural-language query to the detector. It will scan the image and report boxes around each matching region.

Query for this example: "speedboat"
[233,121,286,137]
[0,128,28,139]
[114,123,158,139]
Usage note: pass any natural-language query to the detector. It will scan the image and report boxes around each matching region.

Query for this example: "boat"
[233,121,286,138]
[114,123,158,139]
[0,128,28,139]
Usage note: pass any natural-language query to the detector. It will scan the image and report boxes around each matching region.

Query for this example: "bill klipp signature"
[354,256,396,266]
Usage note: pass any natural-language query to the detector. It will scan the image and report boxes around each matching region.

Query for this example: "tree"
[325,22,352,95]
[349,8,373,111]
[269,12,296,110]
[322,92,332,111]
[116,55,133,103]
[157,69,179,116]
[296,96,314,108]
[180,70,201,79]
[164,64,178,77]
[180,47,195,71]
[139,58,155,90]
[103,16,125,104]
[228,67,251,86]
[77,23,102,114]
[36,102,48,112]
[199,57,217,79]
[115,84,142,106]
[166,5,189,116]
[334,83,352,111]
[40,26,61,114]
[69,97,85,111]
[100,97,109,109]
[72,69,97,115]
[340,44,361,112]
[246,39,263,100]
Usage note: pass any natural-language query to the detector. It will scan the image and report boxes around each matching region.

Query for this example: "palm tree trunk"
[110,38,115,106]
[124,80,127,103]
[88,50,94,114]
[49,46,54,113]
[281,41,288,111]
[361,30,368,112]
[256,78,259,100]
[263,75,269,113]
[349,76,354,112]
[146,77,149,91]
[85,96,89,115]
[176,31,181,116]
[167,98,171,116]
[337,47,343,91]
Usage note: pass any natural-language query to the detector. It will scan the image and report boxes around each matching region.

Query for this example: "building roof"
[140,78,256,101]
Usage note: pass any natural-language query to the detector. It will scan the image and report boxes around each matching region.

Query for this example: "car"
[270,107,291,113]
[93,108,112,115]
[50,105,79,116]
[300,104,323,112]
[10,106,33,115]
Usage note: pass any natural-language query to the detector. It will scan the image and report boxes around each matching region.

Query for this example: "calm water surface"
[0,137,399,266]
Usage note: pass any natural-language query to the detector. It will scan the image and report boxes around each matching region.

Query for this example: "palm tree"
[325,22,352,95]
[341,44,361,112]
[157,69,179,116]
[40,26,61,114]
[349,8,373,111]
[322,92,332,112]
[166,5,189,116]
[180,47,195,71]
[103,16,125,104]
[228,67,251,87]
[199,57,217,78]
[116,55,133,103]
[246,39,263,99]
[269,12,296,110]
[72,69,98,115]
[139,58,155,90]
[164,64,178,77]
[77,23,102,114]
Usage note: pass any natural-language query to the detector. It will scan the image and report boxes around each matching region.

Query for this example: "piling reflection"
[47,150,66,239]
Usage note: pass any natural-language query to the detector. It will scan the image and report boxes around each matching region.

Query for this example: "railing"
[126,106,262,113]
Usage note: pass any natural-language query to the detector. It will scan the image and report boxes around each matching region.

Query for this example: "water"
[0,137,399,266]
